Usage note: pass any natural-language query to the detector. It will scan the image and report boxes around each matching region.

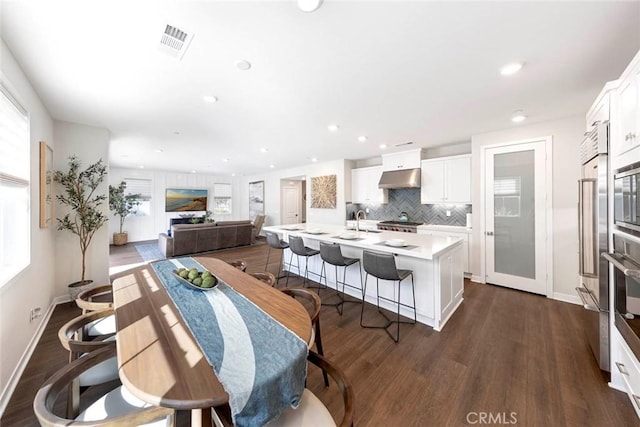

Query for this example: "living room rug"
[135,243,165,262]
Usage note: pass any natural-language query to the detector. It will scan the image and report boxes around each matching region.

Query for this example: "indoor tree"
[109,181,141,245]
[54,155,108,285]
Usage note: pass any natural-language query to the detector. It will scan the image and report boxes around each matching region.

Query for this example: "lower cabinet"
[612,328,640,419]
[436,243,464,327]
[418,228,471,275]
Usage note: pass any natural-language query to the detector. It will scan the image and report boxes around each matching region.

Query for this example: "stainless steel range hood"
[378,168,421,189]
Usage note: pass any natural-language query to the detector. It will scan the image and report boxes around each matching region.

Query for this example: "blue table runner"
[151,257,308,426]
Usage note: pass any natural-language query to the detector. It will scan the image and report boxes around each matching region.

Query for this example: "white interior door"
[282,187,300,225]
[484,139,549,295]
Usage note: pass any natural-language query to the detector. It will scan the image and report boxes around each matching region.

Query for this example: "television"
[165,188,208,212]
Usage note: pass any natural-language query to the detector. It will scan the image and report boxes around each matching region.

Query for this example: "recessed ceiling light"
[223,158,229,162]
[297,0,323,12]
[191,170,197,174]
[311,157,318,162]
[235,59,252,71]
[231,173,236,177]
[203,95,218,103]
[379,144,387,149]
[154,149,164,153]
[328,124,339,132]
[511,110,527,123]
[269,164,275,169]
[260,147,269,153]
[139,165,144,169]
[500,62,523,76]
[358,136,367,142]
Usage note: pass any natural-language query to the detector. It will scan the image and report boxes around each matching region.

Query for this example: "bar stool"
[361,250,416,343]
[286,235,320,287]
[318,242,363,315]
[265,231,290,283]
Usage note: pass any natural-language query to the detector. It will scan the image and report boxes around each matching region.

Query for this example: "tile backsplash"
[346,188,471,226]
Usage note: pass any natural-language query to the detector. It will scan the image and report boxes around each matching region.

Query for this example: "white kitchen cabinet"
[418,226,471,275]
[612,327,640,419]
[421,154,471,204]
[586,82,615,132]
[381,149,422,171]
[351,166,388,204]
[612,50,640,170]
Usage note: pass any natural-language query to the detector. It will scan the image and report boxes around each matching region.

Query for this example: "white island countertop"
[264,223,462,260]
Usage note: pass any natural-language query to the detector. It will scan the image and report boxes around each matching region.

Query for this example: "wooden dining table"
[111,256,313,426]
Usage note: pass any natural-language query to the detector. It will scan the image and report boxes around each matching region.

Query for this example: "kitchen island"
[263,223,464,331]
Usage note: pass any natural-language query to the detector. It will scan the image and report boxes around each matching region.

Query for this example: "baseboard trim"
[0,296,67,417]
[552,292,581,305]
[470,275,485,284]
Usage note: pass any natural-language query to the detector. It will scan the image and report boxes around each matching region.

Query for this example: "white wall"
[470,115,584,301]
[108,168,240,242]
[53,121,110,293]
[239,159,349,227]
[0,40,56,411]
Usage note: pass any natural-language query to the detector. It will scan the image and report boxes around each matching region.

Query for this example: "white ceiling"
[2,1,639,176]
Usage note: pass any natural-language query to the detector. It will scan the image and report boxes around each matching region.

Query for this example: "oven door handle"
[575,286,601,312]
[602,252,640,277]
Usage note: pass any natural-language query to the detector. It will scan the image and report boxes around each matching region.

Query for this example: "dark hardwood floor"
[2,239,639,426]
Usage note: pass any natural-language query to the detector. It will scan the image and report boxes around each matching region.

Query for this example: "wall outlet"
[29,307,42,323]
[365,207,370,214]
[446,210,451,217]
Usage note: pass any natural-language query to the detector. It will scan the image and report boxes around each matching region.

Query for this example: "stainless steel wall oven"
[604,233,640,362]
[614,161,640,236]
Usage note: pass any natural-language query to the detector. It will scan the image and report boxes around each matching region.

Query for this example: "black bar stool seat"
[286,235,320,287]
[360,249,416,343]
[318,242,363,315]
[265,231,290,283]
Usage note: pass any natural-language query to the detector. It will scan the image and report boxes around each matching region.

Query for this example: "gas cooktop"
[378,221,423,226]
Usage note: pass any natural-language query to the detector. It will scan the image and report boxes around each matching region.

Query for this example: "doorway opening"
[281,176,306,225]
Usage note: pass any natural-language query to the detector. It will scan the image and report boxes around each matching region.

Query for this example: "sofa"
[158,220,253,258]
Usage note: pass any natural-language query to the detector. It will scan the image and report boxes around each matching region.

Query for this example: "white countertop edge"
[264,223,462,261]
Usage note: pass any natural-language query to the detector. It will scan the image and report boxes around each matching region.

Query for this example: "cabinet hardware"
[616,361,629,376]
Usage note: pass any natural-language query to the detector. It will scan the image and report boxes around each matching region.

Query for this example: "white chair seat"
[76,384,170,426]
[265,389,336,427]
[78,354,118,387]
[86,314,116,336]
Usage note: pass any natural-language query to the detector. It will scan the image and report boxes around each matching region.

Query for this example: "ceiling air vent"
[159,24,194,60]
[394,141,415,147]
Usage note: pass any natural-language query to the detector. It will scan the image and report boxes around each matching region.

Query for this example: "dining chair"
[281,287,328,386]
[34,345,175,427]
[318,242,363,315]
[58,308,119,418]
[361,250,416,343]
[249,271,277,287]
[75,285,116,337]
[286,235,320,287]
[264,350,354,427]
[75,284,113,314]
[265,231,290,283]
[228,259,248,272]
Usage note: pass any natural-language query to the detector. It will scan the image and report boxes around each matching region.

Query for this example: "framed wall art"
[249,180,264,219]
[39,141,54,228]
[311,174,336,209]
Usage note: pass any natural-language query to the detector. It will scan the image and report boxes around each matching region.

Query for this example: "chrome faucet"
[355,210,366,232]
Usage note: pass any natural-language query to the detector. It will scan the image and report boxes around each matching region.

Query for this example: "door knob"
[486,231,494,236]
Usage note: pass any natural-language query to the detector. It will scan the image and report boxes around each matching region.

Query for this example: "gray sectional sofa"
[158,220,253,258]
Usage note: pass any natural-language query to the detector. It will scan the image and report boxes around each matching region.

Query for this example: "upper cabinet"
[381,149,422,171]
[612,50,640,170]
[351,166,388,204]
[421,154,471,204]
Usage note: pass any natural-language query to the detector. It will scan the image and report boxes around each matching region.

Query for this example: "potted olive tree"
[54,155,108,299]
[109,181,141,245]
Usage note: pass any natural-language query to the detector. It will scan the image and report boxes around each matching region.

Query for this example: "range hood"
[378,168,421,189]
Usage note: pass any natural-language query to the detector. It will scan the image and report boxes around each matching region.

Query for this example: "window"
[213,183,232,215]
[0,83,30,287]
[494,176,521,217]
[124,177,152,216]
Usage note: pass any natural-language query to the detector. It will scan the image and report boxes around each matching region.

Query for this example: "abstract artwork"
[311,174,336,209]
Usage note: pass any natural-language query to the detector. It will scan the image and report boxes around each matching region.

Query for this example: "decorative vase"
[113,232,128,246]
[68,279,95,301]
